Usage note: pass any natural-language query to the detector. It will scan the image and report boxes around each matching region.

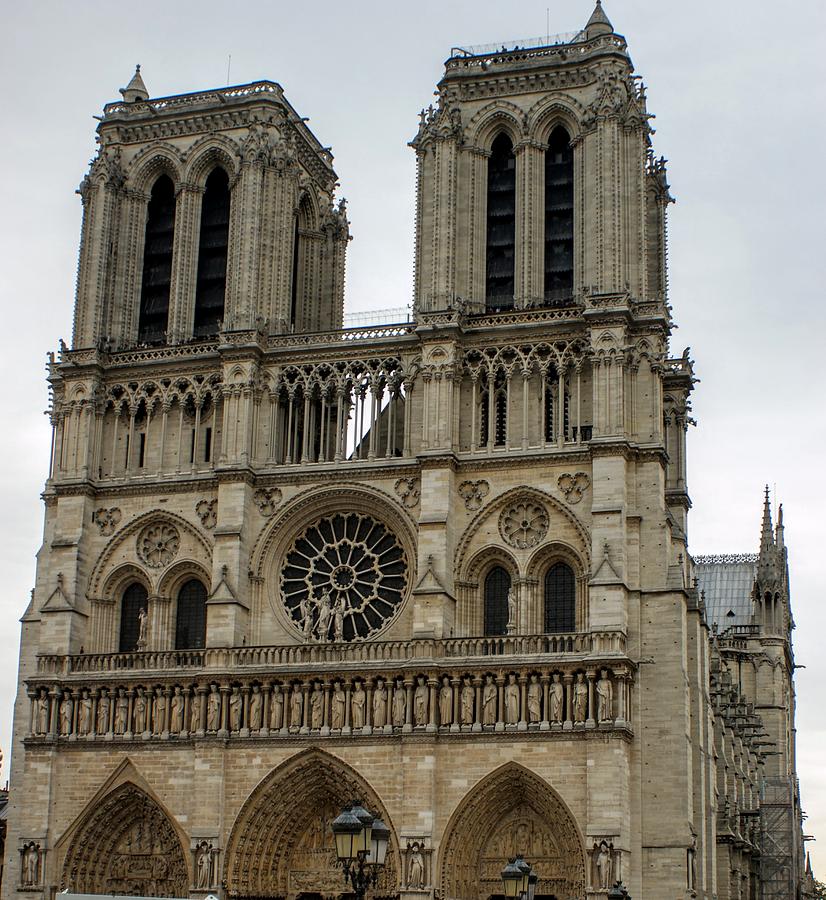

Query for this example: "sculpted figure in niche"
[439,676,452,726]
[550,673,564,723]
[482,674,497,726]
[527,674,541,723]
[133,687,147,733]
[249,684,262,730]
[505,673,520,724]
[595,840,613,889]
[59,692,73,735]
[461,677,475,725]
[351,681,366,728]
[35,688,49,735]
[333,594,346,642]
[408,842,425,890]
[190,690,203,732]
[290,684,303,728]
[207,686,221,731]
[196,843,210,890]
[597,669,614,722]
[573,672,588,723]
[331,681,346,730]
[310,682,324,729]
[414,676,428,726]
[115,688,128,734]
[392,678,406,727]
[270,684,284,730]
[373,678,388,728]
[78,690,92,735]
[229,687,242,731]
[316,590,332,641]
[96,688,110,734]
[22,844,39,886]
[170,687,184,733]
[153,687,167,734]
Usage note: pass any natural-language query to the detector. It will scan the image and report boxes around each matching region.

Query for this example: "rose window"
[280,513,408,641]
[499,501,549,549]
[137,523,180,568]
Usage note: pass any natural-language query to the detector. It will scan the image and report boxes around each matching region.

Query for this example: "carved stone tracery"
[499,500,549,549]
[137,523,180,569]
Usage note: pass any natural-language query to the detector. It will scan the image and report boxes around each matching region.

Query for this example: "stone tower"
[1,5,812,900]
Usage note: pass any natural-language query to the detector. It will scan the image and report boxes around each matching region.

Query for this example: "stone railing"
[25,656,632,744]
[35,631,625,676]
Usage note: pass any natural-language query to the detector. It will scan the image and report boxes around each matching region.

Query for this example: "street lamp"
[331,802,389,900]
[500,856,537,900]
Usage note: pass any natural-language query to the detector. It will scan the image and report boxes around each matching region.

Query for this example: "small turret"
[585,0,614,39]
[120,65,149,103]
[759,484,774,555]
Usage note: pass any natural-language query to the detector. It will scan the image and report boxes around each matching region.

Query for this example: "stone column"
[563,674,573,731]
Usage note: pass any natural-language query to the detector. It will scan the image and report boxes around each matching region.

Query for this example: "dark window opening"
[485,133,516,311]
[290,215,301,330]
[544,126,574,305]
[190,428,196,464]
[544,562,575,633]
[119,583,148,653]
[138,175,176,344]
[175,579,207,649]
[124,433,130,468]
[138,433,146,468]
[480,373,508,447]
[484,566,511,636]
[194,168,230,338]
[544,374,570,442]
[204,426,212,462]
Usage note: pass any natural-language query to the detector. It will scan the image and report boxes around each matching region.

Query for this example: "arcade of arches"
[55,754,585,900]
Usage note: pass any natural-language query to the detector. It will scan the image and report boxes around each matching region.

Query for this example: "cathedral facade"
[1,4,811,899]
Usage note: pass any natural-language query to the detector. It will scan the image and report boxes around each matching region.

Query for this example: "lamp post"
[331,802,389,900]
[500,855,536,900]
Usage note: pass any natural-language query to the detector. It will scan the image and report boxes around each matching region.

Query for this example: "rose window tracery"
[499,501,549,549]
[280,513,408,641]
[137,523,180,568]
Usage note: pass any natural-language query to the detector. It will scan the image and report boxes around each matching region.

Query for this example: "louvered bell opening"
[138,175,176,344]
[194,169,230,338]
[486,134,516,311]
[544,126,574,306]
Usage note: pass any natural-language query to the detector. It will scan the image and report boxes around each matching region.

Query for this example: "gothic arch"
[223,748,400,900]
[127,144,184,194]
[527,95,585,144]
[59,776,188,896]
[438,763,586,900]
[183,135,240,186]
[455,486,590,581]
[467,101,525,148]
[89,509,213,597]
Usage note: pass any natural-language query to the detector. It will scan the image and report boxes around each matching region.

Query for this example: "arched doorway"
[438,763,585,900]
[224,749,399,900]
[60,781,188,896]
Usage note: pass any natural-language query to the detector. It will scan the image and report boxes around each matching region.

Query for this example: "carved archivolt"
[60,781,188,897]
[223,749,399,899]
[438,763,585,900]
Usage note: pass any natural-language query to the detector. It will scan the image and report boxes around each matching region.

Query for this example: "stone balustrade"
[26,658,632,743]
[35,630,626,676]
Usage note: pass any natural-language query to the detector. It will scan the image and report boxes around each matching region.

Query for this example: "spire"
[759,484,774,554]
[120,65,149,103]
[585,0,614,38]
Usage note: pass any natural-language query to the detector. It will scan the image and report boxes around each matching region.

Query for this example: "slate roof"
[694,554,758,630]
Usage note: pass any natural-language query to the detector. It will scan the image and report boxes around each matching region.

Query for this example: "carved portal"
[224,749,399,900]
[439,763,585,900]
[60,782,188,897]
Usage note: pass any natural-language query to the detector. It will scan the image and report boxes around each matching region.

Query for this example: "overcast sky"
[1,0,825,876]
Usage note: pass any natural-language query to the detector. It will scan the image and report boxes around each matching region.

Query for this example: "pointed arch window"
[544,562,575,633]
[175,579,207,650]
[484,566,511,636]
[479,372,508,448]
[290,197,315,331]
[194,168,230,338]
[486,133,516,311]
[138,174,176,344]
[119,582,148,652]
[544,126,574,305]
[544,370,570,442]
